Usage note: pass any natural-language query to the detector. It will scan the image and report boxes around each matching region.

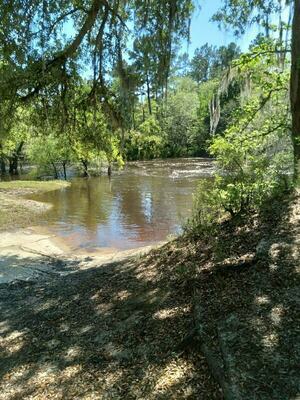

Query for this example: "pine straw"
[0,244,221,399]
[191,191,300,399]
[0,190,298,399]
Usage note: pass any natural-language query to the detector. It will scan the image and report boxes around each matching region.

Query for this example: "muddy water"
[30,158,214,252]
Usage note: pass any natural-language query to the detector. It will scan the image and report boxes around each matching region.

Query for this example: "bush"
[186,50,294,236]
[125,117,165,160]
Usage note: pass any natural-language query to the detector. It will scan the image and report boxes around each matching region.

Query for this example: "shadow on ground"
[193,193,300,399]
[0,248,220,399]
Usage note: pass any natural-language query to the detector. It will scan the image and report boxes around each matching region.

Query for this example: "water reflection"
[30,159,214,251]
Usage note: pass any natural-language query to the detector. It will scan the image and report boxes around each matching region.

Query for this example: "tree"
[189,49,294,233]
[190,44,215,84]
[215,0,299,165]
[291,0,300,159]
[161,77,200,156]
[0,0,194,121]
[210,43,241,78]
[0,107,33,175]
[125,116,164,160]
[212,0,290,39]
[27,134,74,179]
[189,43,240,84]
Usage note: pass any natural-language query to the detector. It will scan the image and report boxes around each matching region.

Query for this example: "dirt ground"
[0,243,221,399]
[0,187,298,400]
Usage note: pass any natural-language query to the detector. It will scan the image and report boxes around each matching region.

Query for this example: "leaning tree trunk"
[291,0,300,161]
[81,159,89,177]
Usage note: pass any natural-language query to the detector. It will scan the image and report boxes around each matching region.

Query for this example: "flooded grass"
[0,181,70,231]
[0,180,70,193]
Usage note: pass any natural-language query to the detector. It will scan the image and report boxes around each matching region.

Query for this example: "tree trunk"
[9,157,19,175]
[291,0,300,160]
[8,141,24,175]
[81,159,89,177]
[146,74,152,115]
[62,162,67,180]
[107,163,112,178]
[9,159,17,175]
[51,162,59,179]
[0,158,6,175]
[265,14,270,38]
[0,143,6,175]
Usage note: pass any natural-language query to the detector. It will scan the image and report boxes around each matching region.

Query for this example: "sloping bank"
[0,185,298,399]
[189,191,300,399]
[0,180,221,399]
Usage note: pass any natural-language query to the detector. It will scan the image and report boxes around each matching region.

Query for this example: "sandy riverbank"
[0,181,298,399]
[0,226,165,284]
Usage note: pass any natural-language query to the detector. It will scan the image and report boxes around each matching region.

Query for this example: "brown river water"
[29,158,214,252]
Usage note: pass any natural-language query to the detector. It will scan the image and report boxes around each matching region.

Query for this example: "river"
[29,158,214,253]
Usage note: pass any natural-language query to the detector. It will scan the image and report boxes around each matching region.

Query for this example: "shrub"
[186,50,294,236]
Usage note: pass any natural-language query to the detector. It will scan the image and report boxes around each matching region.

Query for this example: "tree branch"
[20,0,106,102]
[48,8,87,35]
[49,0,103,66]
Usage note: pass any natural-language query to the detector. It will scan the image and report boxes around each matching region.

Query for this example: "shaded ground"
[0,189,298,399]
[135,192,300,400]
[160,191,299,399]
[0,249,221,399]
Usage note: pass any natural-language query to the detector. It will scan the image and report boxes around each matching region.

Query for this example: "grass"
[0,180,69,192]
[0,180,70,231]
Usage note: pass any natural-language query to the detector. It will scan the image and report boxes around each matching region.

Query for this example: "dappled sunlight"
[63,346,82,363]
[270,305,284,326]
[255,295,270,305]
[262,333,279,349]
[0,244,220,399]
[113,289,132,301]
[0,0,298,398]
[192,192,300,399]
[152,305,190,321]
[153,358,193,397]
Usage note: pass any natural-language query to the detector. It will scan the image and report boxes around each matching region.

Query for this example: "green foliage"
[186,180,223,237]
[27,134,74,178]
[125,117,164,160]
[212,0,292,38]
[189,42,241,83]
[162,77,200,156]
[187,49,294,235]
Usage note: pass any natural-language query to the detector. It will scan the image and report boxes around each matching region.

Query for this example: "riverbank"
[0,190,298,399]
[0,241,221,400]
[0,181,70,231]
